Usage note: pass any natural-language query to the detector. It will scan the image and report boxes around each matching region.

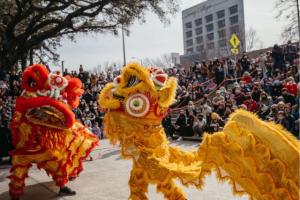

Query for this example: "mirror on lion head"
[99,63,177,121]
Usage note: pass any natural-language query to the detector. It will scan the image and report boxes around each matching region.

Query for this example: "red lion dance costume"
[9,64,99,200]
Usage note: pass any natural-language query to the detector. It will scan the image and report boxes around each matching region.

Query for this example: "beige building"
[181,0,246,65]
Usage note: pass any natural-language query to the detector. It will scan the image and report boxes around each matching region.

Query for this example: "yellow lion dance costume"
[99,63,299,200]
[9,64,99,199]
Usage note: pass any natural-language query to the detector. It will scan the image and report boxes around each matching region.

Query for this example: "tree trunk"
[29,48,34,65]
[21,53,28,71]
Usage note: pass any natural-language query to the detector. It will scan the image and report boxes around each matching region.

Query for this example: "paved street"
[0,139,249,200]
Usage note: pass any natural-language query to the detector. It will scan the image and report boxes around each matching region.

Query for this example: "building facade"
[181,0,245,65]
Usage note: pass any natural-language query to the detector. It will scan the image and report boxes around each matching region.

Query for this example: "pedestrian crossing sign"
[230,34,240,48]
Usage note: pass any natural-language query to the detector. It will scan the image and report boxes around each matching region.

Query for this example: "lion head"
[99,63,177,146]
[14,64,83,129]
[99,63,177,119]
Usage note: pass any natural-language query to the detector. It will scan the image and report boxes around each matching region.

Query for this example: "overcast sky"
[56,0,286,71]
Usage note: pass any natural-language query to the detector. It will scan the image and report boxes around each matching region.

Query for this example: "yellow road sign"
[230,34,240,48]
[231,48,239,55]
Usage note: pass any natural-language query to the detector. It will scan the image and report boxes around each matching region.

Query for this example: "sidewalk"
[0,139,248,200]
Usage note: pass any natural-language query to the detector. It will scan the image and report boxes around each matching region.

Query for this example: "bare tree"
[275,0,300,42]
[245,27,264,52]
[0,0,179,73]
[142,53,173,68]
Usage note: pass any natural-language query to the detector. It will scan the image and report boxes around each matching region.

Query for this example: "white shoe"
[176,137,183,141]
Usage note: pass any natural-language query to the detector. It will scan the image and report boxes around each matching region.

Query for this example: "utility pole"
[296,0,300,42]
[122,24,127,66]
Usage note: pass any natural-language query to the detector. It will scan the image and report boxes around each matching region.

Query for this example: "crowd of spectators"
[0,42,299,157]
[164,41,299,140]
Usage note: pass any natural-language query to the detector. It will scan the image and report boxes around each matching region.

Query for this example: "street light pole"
[122,24,127,66]
[296,0,300,42]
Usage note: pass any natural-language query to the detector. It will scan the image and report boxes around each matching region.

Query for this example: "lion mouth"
[16,96,75,129]
[25,106,67,129]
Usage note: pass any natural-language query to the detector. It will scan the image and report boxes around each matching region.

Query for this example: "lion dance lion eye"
[125,93,150,117]
[28,78,37,88]
[113,76,121,87]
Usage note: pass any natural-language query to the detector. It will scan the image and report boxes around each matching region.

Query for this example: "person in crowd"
[175,110,187,141]
[276,111,290,130]
[284,40,297,64]
[226,58,236,78]
[282,88,296,105]
[207,112,224,133]
[239,54,251,75]
[283,76,298,96]
[191,113,206,138]
[243,95,258,112]
[92,122,103,139]
[232,86,245,106]
[200,61,209,81]
[186,101,196,116]
[212,90,225,109]
[214,59,225,85]
[271,44,285,72]
[251,82,261,102]
[162,113,175,140]
[240,71,252,84]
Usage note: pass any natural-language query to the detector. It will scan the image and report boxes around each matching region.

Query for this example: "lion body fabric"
[8,64,99,198]
[100,63,299,200]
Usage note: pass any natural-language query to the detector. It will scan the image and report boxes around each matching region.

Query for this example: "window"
[218,29,226,38]
[195,18,202,26]
[195,27,203,35]
[207,32,214,41]
[186,31,193,38]
[185,22,192,29]
[217,10,225,19]
[196,36,203,44]
[196,45,204,52]
[205,14,213,23]
[230,25,239,35]
[186,39,193,47]
[230,15,238,25]
[206,23,214,32]
[218,39,227,47]
[207,42,215,49]
[229,5,238,15]
[187,47,194,54]
[218,19,225,29]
